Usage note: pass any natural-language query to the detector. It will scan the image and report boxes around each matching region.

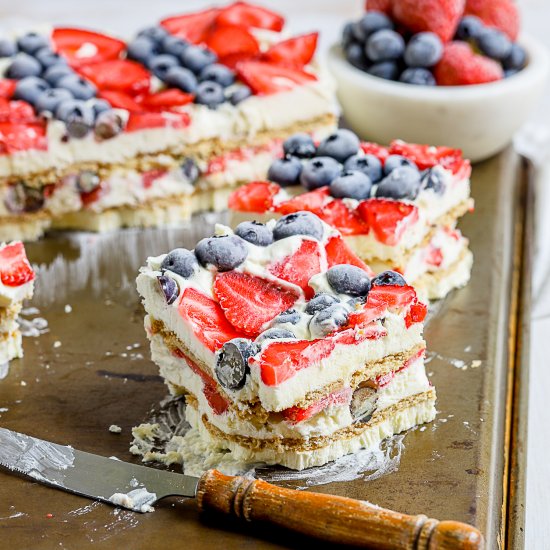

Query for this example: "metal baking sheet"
[0,148,529,549]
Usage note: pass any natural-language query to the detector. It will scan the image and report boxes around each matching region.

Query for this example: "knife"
[0,427,483,549]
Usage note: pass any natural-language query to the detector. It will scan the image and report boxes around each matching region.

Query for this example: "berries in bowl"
[327,0,550,162]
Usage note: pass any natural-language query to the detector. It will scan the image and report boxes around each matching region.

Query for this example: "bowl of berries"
[327,0,549,162]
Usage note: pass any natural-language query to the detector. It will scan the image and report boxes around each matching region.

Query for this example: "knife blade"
[0,427,484,549]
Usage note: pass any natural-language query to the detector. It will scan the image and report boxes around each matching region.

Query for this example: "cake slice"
[229,133,474,300]
[136,212,435,470]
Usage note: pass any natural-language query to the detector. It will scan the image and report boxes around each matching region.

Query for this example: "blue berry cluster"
[127,25,252,108]
[268,131,445,201]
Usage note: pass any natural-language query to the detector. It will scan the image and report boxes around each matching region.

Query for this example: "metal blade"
[0,427,198,512]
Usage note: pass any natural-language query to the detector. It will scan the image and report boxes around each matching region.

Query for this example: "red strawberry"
[357,199,419,246]
[262,33,318,68]
[142,169,168,189]
[126,111,190,132]
[392,0,465,42]
[236,61,316,95]
[216,2,285,32]
[137,89,194,111]
[465,0,519,41]
[161,8,221,44]
[274,187,329,216]
[425,245,443,267]
[318,199,369,236]
[324,235,373,274]
[97,90,143,112]
[282,387,352,423]
[178,287,244,352]
[366,0,393,15]
[205,24,260,61]
[377,348,425,387]
[268,239,322,300]
[0,100,38,124]
[368,284,417,311]
[78,60,150,96]
[405,299,428,328]
[213,271,299,336]
[80,183,105,207]
[0,80,16,99]
[0,122,47,155]
[0,242,35,287]
[228,181,279,213]
[434,41,504,85]
[360,142,390,162]
[52,28,125,67]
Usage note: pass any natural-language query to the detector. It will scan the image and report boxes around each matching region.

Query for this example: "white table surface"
[2,0,549,546]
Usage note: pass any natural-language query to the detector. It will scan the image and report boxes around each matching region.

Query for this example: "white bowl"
[326,36,550,162]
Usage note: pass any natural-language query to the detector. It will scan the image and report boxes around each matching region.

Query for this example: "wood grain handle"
[196,470,484,549]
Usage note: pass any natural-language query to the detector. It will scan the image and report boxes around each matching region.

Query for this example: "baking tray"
[0,148,531,549]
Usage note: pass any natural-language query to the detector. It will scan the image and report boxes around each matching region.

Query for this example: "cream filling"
[0,330,23,363]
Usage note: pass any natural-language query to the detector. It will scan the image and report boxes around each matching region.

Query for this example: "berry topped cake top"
[0,1,321,153]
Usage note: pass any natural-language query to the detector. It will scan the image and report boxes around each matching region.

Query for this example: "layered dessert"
[0,1,337,240]
[0,241,34,363]
[230,132,473,300]
[136,212,435,470]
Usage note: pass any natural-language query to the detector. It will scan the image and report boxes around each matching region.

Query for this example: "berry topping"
[161,9,221,44]
[327,264,371,297]
[256,328,296,344]
[464,0,519,41]
[195,234,248,272]
[271,308,301,326]
[228,84,252,105]
[216,2,285,32]
[0,121,47,155]
[235,61,316,95]
[0,242,34,287]
[268,156,302,187]
[34,88,73,114]
[317,198,370,236]
[305,293,340,315]
[235,221,273,247]
[376,166,421,200]
[324,234,371,271]
[372,270,407,287]
[366,30,405,62]
[195,81,225,109]
[55,99,95,138]
[228,180,279,213]
[214,271,299,336]
[180,46,217,75]
[344,154,383,183]
[13,77,49,105]
[421,168,446,194]
[126,37,159,65]
[78,59,150,96]
[300,156,342,191]
[43,64,73,86]
[368,284,417,311]
[35,47,68,70]
[0,99,36,123]
[161,248,198,278]
[94,110,124,140]
[330,171,372,200]
[138,26,169,43]
[283,133,316,159]
[57,73,96,100]
[399,68,437,86]
[262,33,318,68]
[199,64,235,87]
[309,303,350,338]
[273,211,324,241]
[0,80,17,100]
[317,129,360,163]
[215,338,257,390]
[404,32,444,67]
[125,110,190,132]
[205,25,260,62]
[161,35,190,58]
[275,187,330,216]
[138,89,194,111]
[476,28,512,61]
[157,274,179,305]
[384,154,418,175]
[6,54,42,80]
[148,54,180,80]
[17,32,49,55]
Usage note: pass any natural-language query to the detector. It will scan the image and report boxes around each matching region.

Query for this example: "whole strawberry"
[393,0,466,42]
[365,0,393,16]
[465,0,520,41]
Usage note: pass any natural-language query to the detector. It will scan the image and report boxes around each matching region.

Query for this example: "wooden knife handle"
[196,470,483,549]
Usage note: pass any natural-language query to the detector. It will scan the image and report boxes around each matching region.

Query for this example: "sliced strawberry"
[228,181,279,213]
[262,33,318,68]
[205,24,260,60]
[0,80,16,100]
[142,169,168,189]
[80,184,105,207]
[52,28,125,67]
[214,271,299,337]
[0,100,38,124]
[97,90,143,112]
[376,348,425,388]
[178,287,244,352]
[425,245,443,267]
[126,111,190,132]
[161,8,221,44]
[274,187,329,216]
[78,59,150,96]
[357,199,419,246]
[389,140,464,171]
[215,2,284,32]
[236,61,316,95]
[137,89,194,111]
[268,239,322,300]
[368,285,417,311]
[0,242,35,287]
[405,300,428,328]
[324,235,372,273]
[360,142,390,162]
[282,387,352,424]
[318,199,369,236]
[0,122,47,155]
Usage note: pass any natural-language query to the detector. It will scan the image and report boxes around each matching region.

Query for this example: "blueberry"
[4,182,44,214]
[199,64,235,87]
[273,211,324,241]
[164,66,197,93]
[35,47,67,70]
[330,171,372,200]
[256,328,296,344]
[94,110,124,139]
[6,53,42,79]
[43,64,73,86]
[228,84,252,105]
[180,45,217,74]
[89,98,111,116]
[309,303,350,337]
[75,170,100,193]
[215,338,257,390]
[344,154,383,183]
[365,30,405,62]
[384,155,417,175]
[127,37,158,64]
[404,32,443,67]
[421,168,446,194]
[342,22,355,49]
[455,15,485,41]
[235,221,273,247]
[181,157,199,184]
[271,308,301,325]
[34,87,73,114]
[13,76,49,105]
[305,293,340,315]
[148,54,180,80]
[375,166,421,200]
[476,28,512,61]
[137,26,168,44]
[157,275,179,305]
[317,129,360,163]
[195,234,248,271]
[503,44,527,71]
[351,21,368,44]
[160,248,198,279]
[16,32,49,55]
[195,81,225,109]
[268,156,302,186]
[367,61,399,80]
[504,69,519,78]
[283,133,316,159]
[300,156,342,190]
[55,99,95,138]
[0,38,17,58]
[57,74,96,100]
[345,42,370,71]
[161,34,190,58]
[399,68,436,86]
[327,265,371,297]
[371,270,406,287]
[356,12,394,39]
